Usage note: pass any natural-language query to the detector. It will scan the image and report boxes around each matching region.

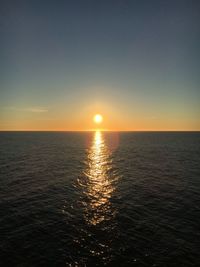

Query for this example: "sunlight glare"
[94,114,103,124]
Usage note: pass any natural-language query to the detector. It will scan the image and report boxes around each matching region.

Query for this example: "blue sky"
[1,0,200,130]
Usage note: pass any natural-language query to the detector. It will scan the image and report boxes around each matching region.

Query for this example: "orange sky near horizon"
[1,106,199,131]
[1,89,200,132]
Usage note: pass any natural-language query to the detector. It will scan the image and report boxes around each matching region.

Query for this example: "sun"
[93,114,103,124]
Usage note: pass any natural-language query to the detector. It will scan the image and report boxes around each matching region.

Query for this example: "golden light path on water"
[81,131,118,226]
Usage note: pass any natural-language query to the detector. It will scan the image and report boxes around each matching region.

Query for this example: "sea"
[0,131,200,267]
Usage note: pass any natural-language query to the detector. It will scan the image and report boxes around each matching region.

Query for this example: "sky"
[1,0,200,131]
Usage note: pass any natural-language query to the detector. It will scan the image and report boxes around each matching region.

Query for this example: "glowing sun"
[93,114,103,124]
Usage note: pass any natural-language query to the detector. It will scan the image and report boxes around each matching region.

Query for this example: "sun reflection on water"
[80,131,118,226]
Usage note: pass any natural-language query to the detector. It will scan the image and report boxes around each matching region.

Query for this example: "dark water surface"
[0,132,200,266]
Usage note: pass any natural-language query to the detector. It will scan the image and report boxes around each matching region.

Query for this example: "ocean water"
[0,131,200,267]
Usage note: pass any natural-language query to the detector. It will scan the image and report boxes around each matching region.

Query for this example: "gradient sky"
[1,0,200,130]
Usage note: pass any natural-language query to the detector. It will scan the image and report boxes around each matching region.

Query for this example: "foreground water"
[0,132,200,266]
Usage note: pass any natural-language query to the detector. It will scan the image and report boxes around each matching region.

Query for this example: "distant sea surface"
[0,132,200,267]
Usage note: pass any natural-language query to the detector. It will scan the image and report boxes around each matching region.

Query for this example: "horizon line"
[0,130,200,132]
